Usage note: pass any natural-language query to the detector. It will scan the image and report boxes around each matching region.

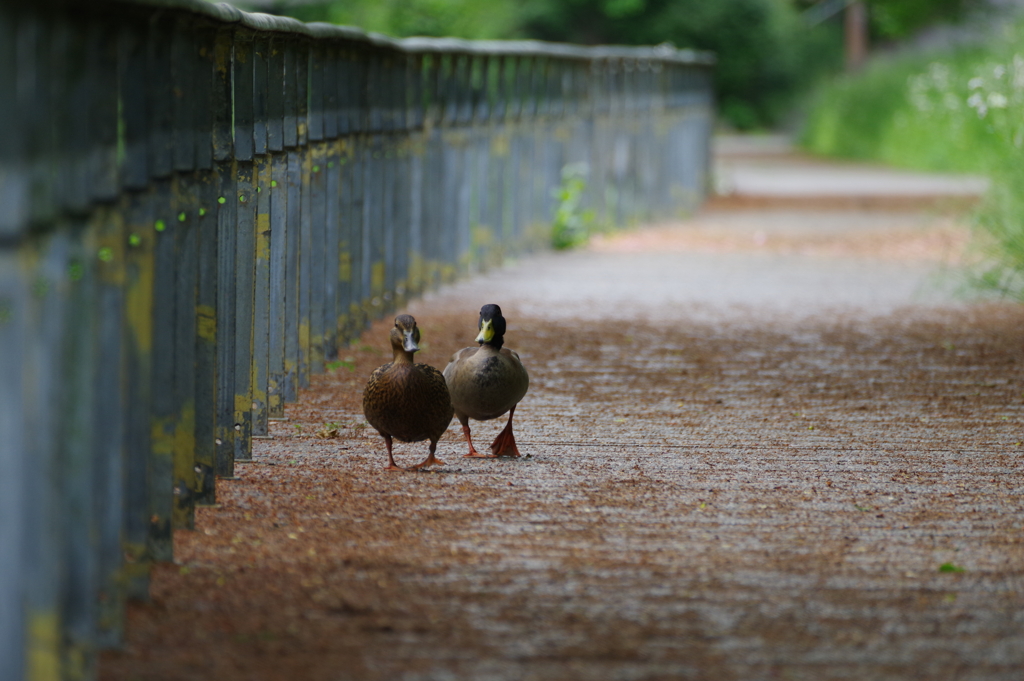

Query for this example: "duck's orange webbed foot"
[409,447,446,470]
[489,408,521,458]
[489,432,520,457]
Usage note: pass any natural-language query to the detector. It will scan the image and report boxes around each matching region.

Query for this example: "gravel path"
[100,143,1024,681]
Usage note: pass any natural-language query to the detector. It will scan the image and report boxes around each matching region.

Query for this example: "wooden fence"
[0,0,714,678]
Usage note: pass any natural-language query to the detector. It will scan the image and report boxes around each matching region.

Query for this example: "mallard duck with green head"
[443,304,529,458]
[362,314,454,471]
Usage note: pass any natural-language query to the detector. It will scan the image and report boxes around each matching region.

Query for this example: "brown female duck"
[362,314,454,471]
[443,304,529,458]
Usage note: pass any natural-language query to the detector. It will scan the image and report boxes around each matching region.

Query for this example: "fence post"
[213,25,238,479]
[282,37,301,405]
[61,216,100,679]
[143,14,178,562]
[252,34,272,439]
[308,41,328,376]
[23,230,71,681]
[193,24,219,507]
[0,6,28,237]
[322,43,341,359]
[296,38,313,390]
[0,11,28,649]
[169,17,204,532]
[0,247,27,681]
[232,30,257,464]
[267,35,288,421]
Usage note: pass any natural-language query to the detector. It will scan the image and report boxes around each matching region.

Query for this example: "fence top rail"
[102,0,715,65]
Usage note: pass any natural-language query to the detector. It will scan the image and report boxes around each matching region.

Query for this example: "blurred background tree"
[516,0,841,130]
[232,0,994,130]
[867,0,986,39]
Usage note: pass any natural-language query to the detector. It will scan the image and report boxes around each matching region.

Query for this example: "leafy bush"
[521,0,843,130]
[800,46,1000,172]
[801,20,1024,300]
[868,0,986,39]
[974,160,1024,299]
[959,53,1024,298]
[550,163,597,250]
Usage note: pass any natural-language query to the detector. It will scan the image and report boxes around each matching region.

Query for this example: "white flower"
[994,65,1006,79]
[967,92,988,117]
[988,92,1009,108]
[969,77,985,90]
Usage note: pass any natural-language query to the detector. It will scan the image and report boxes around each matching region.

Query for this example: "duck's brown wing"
[415,363,456,440]
[364,362,453,443]
[362,362,395,433]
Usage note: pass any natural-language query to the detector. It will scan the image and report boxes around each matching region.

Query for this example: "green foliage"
[520,0,843,129]
[551,163,596,250]
[264,0,522,39]
[938,562,966,572]
[326,356,356,371]
[868,0,985,39]
[972,150,1024,300]
[801,19,1024,301]
[800,48,998,172]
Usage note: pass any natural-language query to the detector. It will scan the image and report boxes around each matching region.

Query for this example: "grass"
[800,21,1024,300]
[801,46,1000,173]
